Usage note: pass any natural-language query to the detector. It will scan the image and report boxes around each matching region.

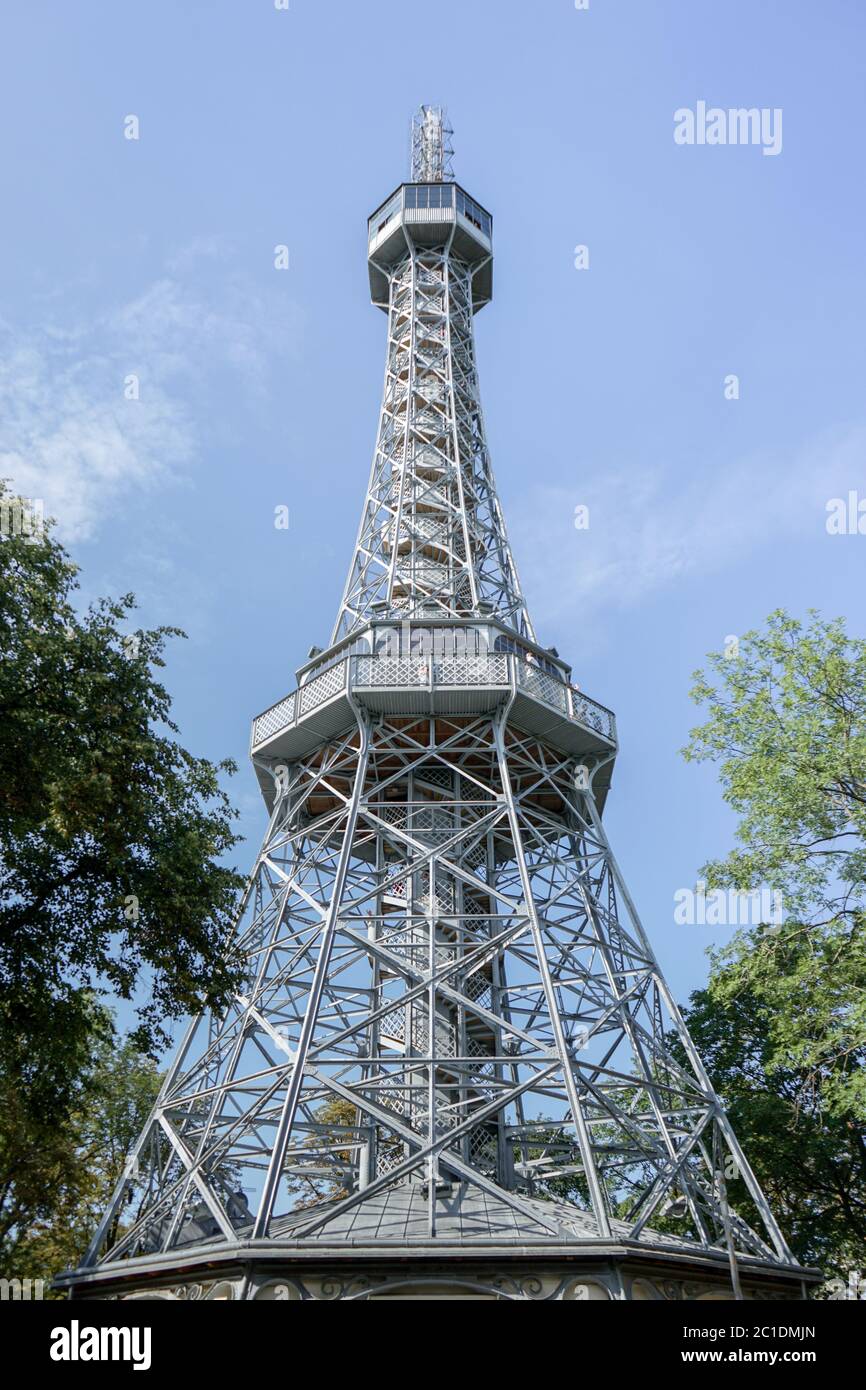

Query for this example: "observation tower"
[61,108,813,1303]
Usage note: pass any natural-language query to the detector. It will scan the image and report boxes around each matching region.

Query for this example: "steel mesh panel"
[516,661,568,714]
[252,693,296,746]
[298,662,345,716]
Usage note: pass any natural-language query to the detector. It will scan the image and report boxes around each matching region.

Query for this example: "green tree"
[0,484,246,1130]
[0,1019,162,1289]
[682,608,866,939]
[681,610,866,1276]
[681,952,866,1280]
[285,1096,361,1210]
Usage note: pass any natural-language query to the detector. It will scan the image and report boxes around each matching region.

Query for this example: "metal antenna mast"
[62,109,815,1304]
[411,105,454,183]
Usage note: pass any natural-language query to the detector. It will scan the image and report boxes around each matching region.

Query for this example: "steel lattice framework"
[65,110,811,1302]
[410,105,454,184]
[333,238,532,642]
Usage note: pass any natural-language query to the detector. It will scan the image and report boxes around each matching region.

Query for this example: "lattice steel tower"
[63,108,813,1303]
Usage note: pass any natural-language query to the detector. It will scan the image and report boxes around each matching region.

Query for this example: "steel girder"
[411,107,454,184]
[76,123,803,1295]
[82,702,795,1275]
[332,244,534,645]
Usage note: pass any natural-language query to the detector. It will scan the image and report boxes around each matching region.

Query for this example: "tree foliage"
[681,611,866,1278]
[0,1018,162,1289]
[682,959,866,1280]
[683,608,866,931]
[0,484,246,1124]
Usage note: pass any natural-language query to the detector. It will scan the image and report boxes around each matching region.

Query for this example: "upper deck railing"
[251,649,616,753]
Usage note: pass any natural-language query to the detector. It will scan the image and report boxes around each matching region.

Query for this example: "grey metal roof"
[268,1182,713,1255]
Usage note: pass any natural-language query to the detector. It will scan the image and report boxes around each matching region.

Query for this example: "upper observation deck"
[368,182,494,312]
[249,618,617,811]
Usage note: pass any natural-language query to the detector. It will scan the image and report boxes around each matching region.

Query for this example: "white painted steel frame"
[80,111,799,1296]
[85,703,793,1274]
[332,228,533,643]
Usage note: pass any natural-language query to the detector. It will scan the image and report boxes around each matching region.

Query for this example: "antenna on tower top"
[410,105,454,183]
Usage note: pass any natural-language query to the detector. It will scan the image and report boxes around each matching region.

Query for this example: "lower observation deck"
[250,648,617,808]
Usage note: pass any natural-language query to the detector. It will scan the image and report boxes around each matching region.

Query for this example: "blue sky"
[2,0,865,1038]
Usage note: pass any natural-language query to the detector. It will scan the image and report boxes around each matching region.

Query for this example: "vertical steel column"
[493,700,612,1239]
[582,787,793,1262]
[252,703,372,1239]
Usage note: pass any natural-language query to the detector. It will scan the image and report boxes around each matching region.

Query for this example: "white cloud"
[0,247,299,542]
[511,425,866,629]
[0,342,192,541]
